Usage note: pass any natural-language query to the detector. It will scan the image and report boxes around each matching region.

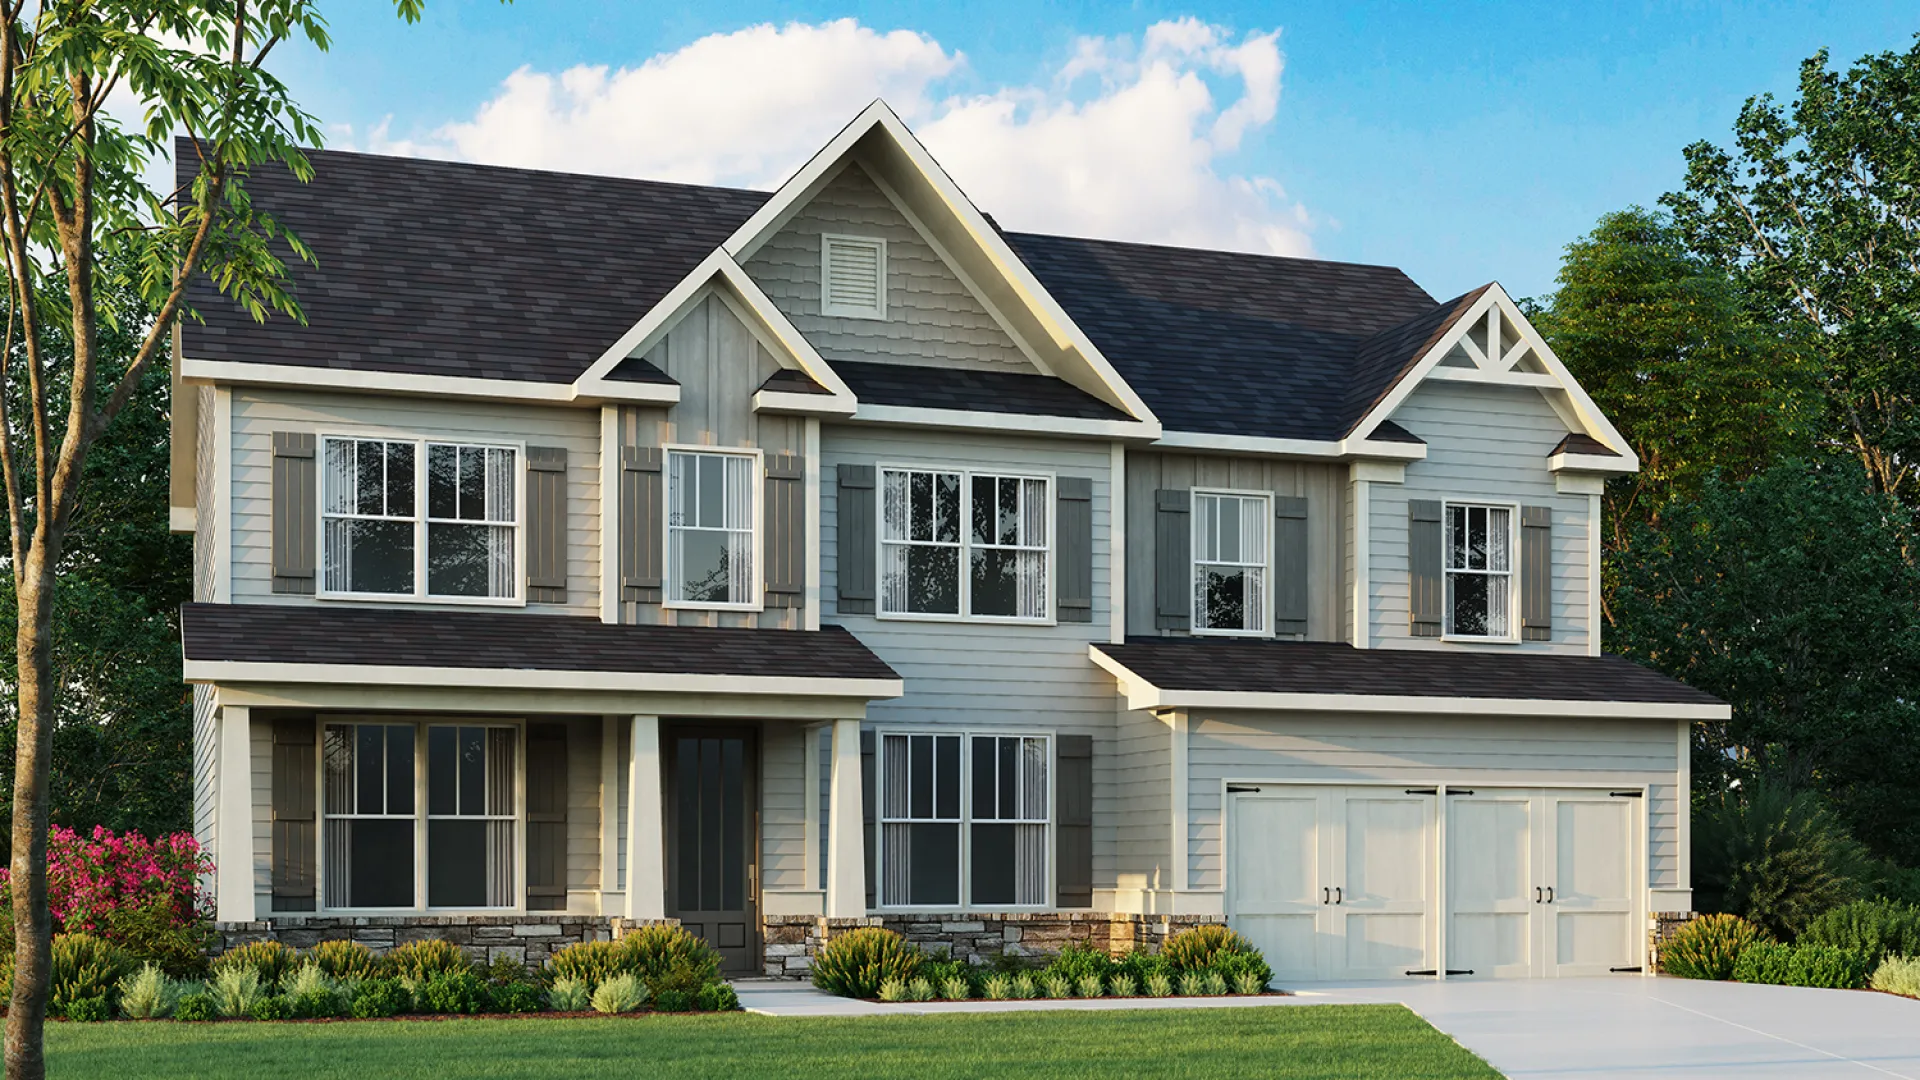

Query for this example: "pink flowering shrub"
[0,826,214,975]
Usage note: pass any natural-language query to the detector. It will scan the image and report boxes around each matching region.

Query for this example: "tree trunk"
[7,544,58,1080]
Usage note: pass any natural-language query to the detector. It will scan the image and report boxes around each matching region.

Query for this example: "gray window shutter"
[270,718,316,912]
[526,447,568,604]
[525,722,568,911]
[1409,499,1443,638]
[1521,505,1553,641]
[1055,734,1093,908]
[860,729,876,908]
[837,464,876,615]
[1154,489,1191,629]
[271,432,316,595]
[765,453,806,608]
[620,446,663,603]
[1056,477,1093,623]
[1275,495,1309,636]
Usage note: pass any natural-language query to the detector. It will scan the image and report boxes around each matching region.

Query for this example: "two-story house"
[173,102,1725,982]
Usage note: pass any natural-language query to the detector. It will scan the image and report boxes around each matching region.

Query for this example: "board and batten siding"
[616,292,805,630]
[1122,450,1346,641]
[1372,381,1591,653]
[227,389,603,616]
[821,425,1125,888]
[1183,712,1682,893]
[743,162,1035,374]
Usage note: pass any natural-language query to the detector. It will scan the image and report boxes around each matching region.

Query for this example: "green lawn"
[46,1004,1500,1079]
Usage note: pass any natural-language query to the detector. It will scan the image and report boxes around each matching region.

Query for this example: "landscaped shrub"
[490,981,545,1013]
[546,977,591,1012]
[546,940,627,988]
[1732,941,1870,989]
[590,973,648,1014]
[213,941,298,988]
[619,925,721,993]
[210,967,265,1018]
[117,962,182,1019]
[1073,974,1103,998]
[305,940,385,981]
[1143,971,1173,997]
[1207,948,1273,992]
[1114,948,1172,985]
[418,970,491,1015]
[1231,970,1266,996]
[64,996,111,1022]
[652,988,692,1013]
[1660,913,1771,980]
[172,992,215,1022]
[1163,925,1259,973]
[1800,900,1920,969]
[49,932,137,1017]
[0,826,215,977]
[249,994,294,1021]
[1044,943,1114,983]
[1010,972,1038,999]
[918,954,976,998]
[695,982,739,1012]
[811,927,922,999]
[1693,779,1869,940]
[348,977,409,1018]
[876,978,909,1003]
[905,976,935,1002]
[939,974,971,1001]
[283,965,344,1019]
[1870,955,1920,998]
[1037,972,1070,998]
[387,939,471,983]
[982,973,1013,1000]
[1107,972,1137,997]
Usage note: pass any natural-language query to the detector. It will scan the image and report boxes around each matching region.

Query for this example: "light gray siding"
[251,716,271,915]
[228,389,603,616]
[744,162,1035,373]
[1122,450,1345,640]
[1372,381,1591,652]
[822,424,1125,886]
[1110,704,1173,894]
[192,686,217,859]
[567,719,603,900]
[761,723,809,892]
[1183,712,1681,891]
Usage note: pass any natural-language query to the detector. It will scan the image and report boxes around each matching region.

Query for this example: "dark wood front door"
[664,726,758,974]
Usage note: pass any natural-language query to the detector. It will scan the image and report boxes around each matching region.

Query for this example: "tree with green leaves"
[0,4,478,1076]
[1532,207,1817,556]
[1610,459,1920,867]
[1663,38,1920,504]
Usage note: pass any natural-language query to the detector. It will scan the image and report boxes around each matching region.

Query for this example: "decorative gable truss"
[1351,283,1637,475]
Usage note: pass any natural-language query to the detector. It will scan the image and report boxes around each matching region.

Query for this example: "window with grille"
[879,732,1050,908]
[880,467,1050,621]
[320,436,518,601]
[666,449,757,607]
[1192,491,1268,634]
[1445,503,1512,637]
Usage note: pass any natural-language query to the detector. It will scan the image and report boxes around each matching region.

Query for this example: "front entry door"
[665,727,758,974]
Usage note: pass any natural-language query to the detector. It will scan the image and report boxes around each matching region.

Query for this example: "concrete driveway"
[1296,976,1920,1079]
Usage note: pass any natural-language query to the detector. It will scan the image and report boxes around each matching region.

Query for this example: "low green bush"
[1142,971,1173,997]
[981,973,1013,1000]
[1009,972,1038,999]
[1692,779,1868,940]
[305,940,385,981]
[590,973,648,1014]
[917,954,977,998]
[1208,948,1273,991]
[1163,925,1259,972]
[1231,969,1267,995]
[249,994,294,1021]
[1037,972,1070,999]
[117,963,182,1019]
[50,933,137,1018]
[102,897,215,979]
[212,941,298,988]
[876,978,909,1003]
[386,940,471,983]
[1107,972,1138,997]
[1044,943,1114,983]
[652,988,692,1012]
[696,982,740,1012]
[347,977,409,1019]
[172,993,215,1022]
[811,927,921,999]
[283,966,344,1019]
[546,941,626,988]
[1660,913,1770,980]
[1870,954,1920,998]
[63,996,111,1023]
[1732,941,1870,989]
[1800,900,1920,970]
[546,977,591,1012]
[1114,949,1172,984]
[417,970,491,1015]
[939,974,971,1001]
[1073,974,1103,998]
[490,981,545,1013]
[904,977,936,1002]
[210,967,265,1018]
[620,925,721,994]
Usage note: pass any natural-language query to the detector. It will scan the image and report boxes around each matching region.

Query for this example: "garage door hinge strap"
[1404,969,1437,977]
[1226,784,1261,793]
[1448,789,1475,796]
[1446,969,1473,976]
[1404,788,1437,795]
[1609,966,1643,973]
[1609,791,1644,798]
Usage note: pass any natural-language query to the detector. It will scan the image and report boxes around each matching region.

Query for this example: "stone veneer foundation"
[1648,911,1698,973]
[212,915,677,971]
[760,912,1226,979]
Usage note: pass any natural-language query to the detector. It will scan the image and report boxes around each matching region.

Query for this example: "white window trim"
[661,444,765,613]
[314,432,528,607]
[874,463,1058,626]
[1440,498,1519,644]
[1189,487,1274,638]
[314,716,528,916]
[819,233,888,320]
[874,729,1054,913]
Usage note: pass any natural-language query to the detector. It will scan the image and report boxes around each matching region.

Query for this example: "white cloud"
[351,17,1310,257]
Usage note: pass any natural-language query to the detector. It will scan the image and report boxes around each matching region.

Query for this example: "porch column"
[624,715,666,921]
[215,704,255,923]
[825,717,866,917]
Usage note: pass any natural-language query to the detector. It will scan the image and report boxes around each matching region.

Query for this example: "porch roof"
[1090,638,1728,720]
[181,603,902,698]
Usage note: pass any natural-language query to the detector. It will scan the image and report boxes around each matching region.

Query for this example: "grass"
[46,1004,1502,1079]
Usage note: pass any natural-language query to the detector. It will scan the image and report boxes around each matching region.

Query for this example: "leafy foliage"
[347,978,409,1019]
[588,973,647,1014]
[1870,955,1920,998]
[43,934,136,1018]
[1106,972,1137,997]
[249,994,294,1021]
[1732,941,1871,988]
[651,988,691,1013]
[213,941,299,989]
[1042,943,1114,983]
[810,927,922,999]
[488,981,545,1014]
[209,968,264,1019]
[115,963,181,1019]
[385,940,471,983]
[544,941,625,987]
[0,826,212,975]
[1799,900,1920,969]
[1692,779,1870,938]
[1660,914,1771,980]
[171,993,215,1022]
[417,970,491,1015]
[544,977,590,1013]
[1162,925,1261,972]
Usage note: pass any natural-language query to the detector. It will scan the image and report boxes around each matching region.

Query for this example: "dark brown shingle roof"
[1551,433,1621,458]
[832,360,1130,420]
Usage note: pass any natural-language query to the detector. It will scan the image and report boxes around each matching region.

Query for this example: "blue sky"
[269,2,1917,301]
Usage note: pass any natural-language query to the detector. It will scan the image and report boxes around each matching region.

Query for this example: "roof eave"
[184,657,904,700]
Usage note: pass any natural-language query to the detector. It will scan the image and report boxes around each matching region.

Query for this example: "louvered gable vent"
[821,233,886,320]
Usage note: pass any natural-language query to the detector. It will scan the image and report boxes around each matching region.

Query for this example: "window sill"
[875,611,1056,627]
[315,591,527,608]
[1188,628,1272,639]
[1439,634,1521,645]
[663,600,765,614]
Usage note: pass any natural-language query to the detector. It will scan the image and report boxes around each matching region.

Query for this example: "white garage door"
[1229,784,1640,981]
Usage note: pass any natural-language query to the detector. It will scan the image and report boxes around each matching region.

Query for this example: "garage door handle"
[1322,887,1330,905]
[1334,887,1343,905]
[1546,886,1555,904]
[1534,886,1542,903]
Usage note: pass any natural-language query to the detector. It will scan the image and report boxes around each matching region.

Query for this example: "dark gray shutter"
[270,718,316,912]
[1409,499,1443,638]
[526,447,568,604]
[1056,477,1093,623]
[525,723,568,911]
[1521,505,1552,641]
[765,453,805,609]
[1154,489,1191,629]
[620,446,663,603]
[271,432,316,594]
[1055,734,1093,908]
[1274,495,1309,636]
[860,729,877,908]
[837,464,876,615]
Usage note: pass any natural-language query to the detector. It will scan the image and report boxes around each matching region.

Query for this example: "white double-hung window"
[879,732,1050,908]
[880,467,1049,621]
[666,448,758,608]
[321,436,519,601]
[1192,490,1269,634]
[1444,502,1512,638]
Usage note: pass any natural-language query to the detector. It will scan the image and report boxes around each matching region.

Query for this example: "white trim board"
[850,403,1155,440]
[183,658,904,699]
[1153,429,1427,462]
[180,356,646,406]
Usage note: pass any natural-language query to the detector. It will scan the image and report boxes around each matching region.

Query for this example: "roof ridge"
[1005,228,1430,281]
